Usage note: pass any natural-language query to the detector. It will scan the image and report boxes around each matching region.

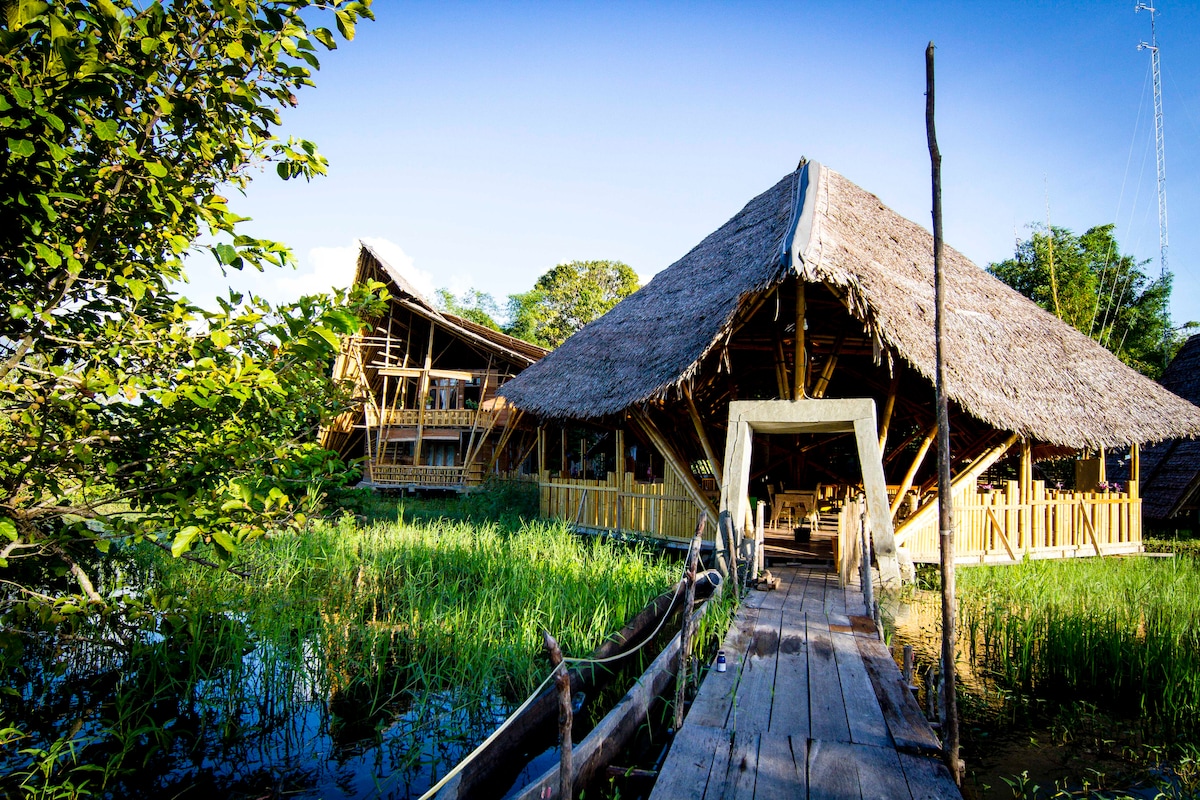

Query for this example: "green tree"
[989,224,1175,378]
[436,287,501,331]
[0,0,377,601]
[506,260,639,348]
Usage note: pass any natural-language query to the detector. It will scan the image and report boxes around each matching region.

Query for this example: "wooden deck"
[650,566,961,800]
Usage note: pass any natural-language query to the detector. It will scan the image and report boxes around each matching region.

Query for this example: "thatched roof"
[1131,335,1200,519]
[357,243,546,365]
[499,163,1200,449]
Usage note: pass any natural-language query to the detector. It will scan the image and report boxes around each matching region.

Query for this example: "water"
[0,604,517,798]
[888,588,1182,799]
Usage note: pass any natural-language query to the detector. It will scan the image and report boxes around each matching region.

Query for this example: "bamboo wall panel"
[897,480,1142,564]
[539,466,716,546]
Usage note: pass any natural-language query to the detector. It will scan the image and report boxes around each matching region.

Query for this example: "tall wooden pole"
[926,40,961,785]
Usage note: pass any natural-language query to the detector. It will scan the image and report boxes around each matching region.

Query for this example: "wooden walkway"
[649,566,962,800]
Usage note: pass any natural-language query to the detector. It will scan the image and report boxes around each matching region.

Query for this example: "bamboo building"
[321,244,547,491]
[499,161,1200,567]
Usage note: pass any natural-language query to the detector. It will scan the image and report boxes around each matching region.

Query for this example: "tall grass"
[957,556,1200,736]
[167,514,678,698]
[1,513,678,797]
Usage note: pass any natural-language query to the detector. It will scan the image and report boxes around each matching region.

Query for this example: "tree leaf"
[171,526,202,557]
[145,161,168,177]
[311,27,336,49]
[6,138,34,158]
[93,119,118,141]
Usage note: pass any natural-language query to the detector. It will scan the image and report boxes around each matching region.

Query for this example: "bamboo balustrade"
[895,479,1142,564]
[364,407,505,429]
[539,467,719,547]
[366,463,489,488]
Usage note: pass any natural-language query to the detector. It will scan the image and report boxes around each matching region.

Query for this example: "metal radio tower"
[1137,3,1168,279]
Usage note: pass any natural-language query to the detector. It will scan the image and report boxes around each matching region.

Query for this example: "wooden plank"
[687,606,760,728]
[649,725,730,800]
[831,630,892,748]
[855,637,942,755]
[852,741,914,800]
[768,611,810,737]
[753,734,806,800]
[728,603,783,734]
[898,751,963,800]
[715,731,759,800]
[807,739,862,800]
[806,616,851,743]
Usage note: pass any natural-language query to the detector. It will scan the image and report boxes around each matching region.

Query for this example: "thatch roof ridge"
[499,164,1200,448]
[356,243,547,364]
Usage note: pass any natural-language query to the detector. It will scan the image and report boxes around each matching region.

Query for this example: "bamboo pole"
[890,422,937,519]
[811,333,845,399]
[927,40,961,785]
[1020,439,1033,549]
[631,409,719,522]
[878,368,901,452]
[794,281,807,399]
[684,384,723,487]
[413,318,436,467]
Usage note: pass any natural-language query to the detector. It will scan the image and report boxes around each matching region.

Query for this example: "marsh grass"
[1,512,678,797]
[957,556,1200,738]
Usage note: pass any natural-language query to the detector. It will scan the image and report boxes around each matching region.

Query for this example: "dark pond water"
[2,606,516,799]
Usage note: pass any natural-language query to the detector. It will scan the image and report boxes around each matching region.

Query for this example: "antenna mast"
[1137,3,1168,279]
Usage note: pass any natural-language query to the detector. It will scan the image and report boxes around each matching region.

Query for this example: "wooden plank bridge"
[649,566,961,800]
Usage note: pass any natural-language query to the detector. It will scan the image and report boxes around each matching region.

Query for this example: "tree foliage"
[0,0,376,603]
[506,260,639,348]
[988,224,1175,378]
[436,288,501,331]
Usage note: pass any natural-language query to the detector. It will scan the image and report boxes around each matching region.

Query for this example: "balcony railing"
[364,408,502,429]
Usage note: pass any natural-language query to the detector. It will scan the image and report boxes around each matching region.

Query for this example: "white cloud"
[274,237,435,301]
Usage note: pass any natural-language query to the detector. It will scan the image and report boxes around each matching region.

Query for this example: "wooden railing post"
[674,516,706,731]
[543,631,573,799]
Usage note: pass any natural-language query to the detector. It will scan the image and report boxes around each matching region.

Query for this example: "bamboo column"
[890,422,937,519]
[794,282,807,399]
[684,384,723,488]
[879,369,901,452]
[413,318,436,468]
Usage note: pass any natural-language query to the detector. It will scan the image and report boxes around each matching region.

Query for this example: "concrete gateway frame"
[718,398,903,588]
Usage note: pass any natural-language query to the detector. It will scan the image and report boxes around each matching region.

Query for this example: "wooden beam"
[794,282,807,399]
[684,384,723,488]
[632,409,719,523]
[878,368,901,452]
[890,423,937,519]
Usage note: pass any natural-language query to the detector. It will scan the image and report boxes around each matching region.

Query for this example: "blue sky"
[184,1,1200,327]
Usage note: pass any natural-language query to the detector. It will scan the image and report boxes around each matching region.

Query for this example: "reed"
[956,556,1200,736]
[1,512,677,796]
